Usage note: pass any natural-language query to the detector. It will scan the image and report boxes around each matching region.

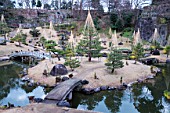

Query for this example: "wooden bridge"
[141,55,168,63]
[9,51,51,60]
[44,79,82,103]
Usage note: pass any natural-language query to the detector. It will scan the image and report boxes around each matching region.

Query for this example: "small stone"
[108,86,116,90]
[81,80,89,85]
[100,86,108,91]
[34,98,43,103]
[94,87,101,93]
[57,101,70,107]
[123,83,128,88]
[62,77,69,81]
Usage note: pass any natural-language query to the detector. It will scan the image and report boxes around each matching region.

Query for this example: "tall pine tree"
[105,48,124,73]
[76,11,102,62]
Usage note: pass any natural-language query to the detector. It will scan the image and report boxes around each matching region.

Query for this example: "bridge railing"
[10,51,51,59]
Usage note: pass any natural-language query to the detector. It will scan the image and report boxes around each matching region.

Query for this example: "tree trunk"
[111,68,114,73]
[88,52,91,62]
[79,0,83,20]
[88,34,92,62]
[19,41,21,46]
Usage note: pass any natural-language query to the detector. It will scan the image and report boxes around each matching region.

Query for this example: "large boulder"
[166,59,170,64]
[152,49,160,55]
[50,64,68,76]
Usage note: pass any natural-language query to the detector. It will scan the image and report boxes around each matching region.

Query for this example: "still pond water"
[0,61,170,113]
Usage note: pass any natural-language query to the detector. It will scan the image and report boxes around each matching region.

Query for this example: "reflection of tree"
[132,67,167,113]
[72,92,104,110]
[72,90,124,112]
[104,90,123,113]
[162,64,170,90]
[0,63,22,100]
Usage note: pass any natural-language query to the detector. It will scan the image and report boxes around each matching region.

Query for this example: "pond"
[0,61,47,107]
[71,64,170,113]
[0,61,170,113]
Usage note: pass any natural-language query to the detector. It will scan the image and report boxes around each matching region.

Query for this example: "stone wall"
[137,1,170,46]
[7,9,70,28]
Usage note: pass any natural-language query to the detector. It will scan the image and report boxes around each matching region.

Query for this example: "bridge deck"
[141,55,168,63]
[45,79,81,101]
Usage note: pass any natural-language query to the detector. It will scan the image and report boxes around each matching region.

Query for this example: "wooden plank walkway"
[45,79,81,101]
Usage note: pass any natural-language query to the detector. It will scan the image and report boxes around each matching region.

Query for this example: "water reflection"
[72,64,170,113]
[0,62,47,107]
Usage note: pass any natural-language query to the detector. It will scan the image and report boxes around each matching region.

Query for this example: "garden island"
[0,0,170,113]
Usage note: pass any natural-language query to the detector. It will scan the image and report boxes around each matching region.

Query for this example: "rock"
[62,77,69,81]
[100,86,108,91]
[166,59,170,63]
[34,98,43,103]
[94,87,101,93]
[144,53,151,57]
[21,76,30,82]
[28,82,34,87]
[108,86,116,90]
[147,75,154,79]
[81,80,89,85]
[152,49,160,55]
[50,64,68,76]
[81,88,94,95]
[57,101,70,107]
[30,79,34,84]
[137,79,143,83]
[123,83,128,88]
[117,85,125,91]
[118,42,123,45]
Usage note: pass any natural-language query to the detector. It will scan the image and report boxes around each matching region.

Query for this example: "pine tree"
[11,33,23,46]
[76,28,102,62]
[36,0,42,8]
[132,43,144,64]
[165,46,170,58]
[32,0,36,8]
[105,48,124,73]
[0,22,10,44]
[64,58,80,71]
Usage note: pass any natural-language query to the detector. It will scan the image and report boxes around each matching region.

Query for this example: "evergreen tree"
[29,28,41,37]
[0,22,11,44]
[31,0,36,8]
[76,28,102,62]
[45,40,57,52]
[132,43,144,64]
[105,48,124,73]
[64,44,75,59]
[51,0,58,9]
[36,0,42,8]
[165,46,170,58]
[64,58,80,71]
[11,33,23,46]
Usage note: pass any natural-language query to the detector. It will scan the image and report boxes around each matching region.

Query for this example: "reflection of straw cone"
[1,14,5,23]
